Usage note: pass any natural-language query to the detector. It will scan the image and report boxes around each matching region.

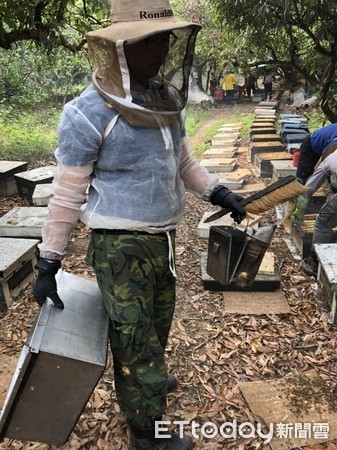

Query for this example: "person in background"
[292,148,337,276]
[263,69,274,100]
[296,123,337,185]
[32,1,246,449]
[209,71,217,97]
[245,70,258,102]
[220,69,238,106]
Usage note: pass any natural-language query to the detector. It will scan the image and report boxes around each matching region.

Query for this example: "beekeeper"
[293,149,337,277]
[33,1,245,448]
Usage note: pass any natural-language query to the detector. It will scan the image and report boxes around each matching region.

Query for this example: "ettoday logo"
[155,420,274,444]
[155,420,330,443]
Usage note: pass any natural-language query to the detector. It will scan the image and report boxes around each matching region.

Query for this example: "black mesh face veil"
[87,24,201,126]
[125,27,199,112]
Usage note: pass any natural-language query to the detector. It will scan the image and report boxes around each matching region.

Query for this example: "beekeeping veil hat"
[86,0,201,127]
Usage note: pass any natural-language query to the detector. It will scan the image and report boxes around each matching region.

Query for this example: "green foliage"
[0,108,60,161]
[0,42,90,112]
[0,0,110,50]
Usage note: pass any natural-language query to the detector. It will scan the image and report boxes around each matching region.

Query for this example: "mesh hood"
[86,7,201,127]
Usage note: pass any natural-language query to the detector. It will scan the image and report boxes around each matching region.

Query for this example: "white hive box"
[32,183,53,206]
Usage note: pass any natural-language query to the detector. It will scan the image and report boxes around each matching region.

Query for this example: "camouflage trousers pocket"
[109,303,145,366]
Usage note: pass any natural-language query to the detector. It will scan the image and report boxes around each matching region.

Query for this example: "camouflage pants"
[313,193,337,245]
[86,230,176,429]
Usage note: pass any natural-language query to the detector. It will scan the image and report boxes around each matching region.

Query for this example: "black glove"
[210,185,246,224]
[33,258,64,309]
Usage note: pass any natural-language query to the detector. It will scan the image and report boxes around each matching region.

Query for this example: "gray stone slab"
[0,207,49,238]
[255,108,276,113]
[217,179,244,189]
[213,133,239,140]
[200,158,236,172]
[258,101,279,107]
[203,148,237,159]
[218,168,252,182]
[211,139,238,147]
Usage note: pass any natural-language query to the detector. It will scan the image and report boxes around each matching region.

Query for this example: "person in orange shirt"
[220,69,238,106]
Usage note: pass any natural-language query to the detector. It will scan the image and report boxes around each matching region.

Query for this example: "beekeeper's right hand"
[33,258,64,309]
[292,196,309,224]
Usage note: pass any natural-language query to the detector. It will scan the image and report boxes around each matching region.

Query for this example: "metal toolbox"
[0,271,109,446]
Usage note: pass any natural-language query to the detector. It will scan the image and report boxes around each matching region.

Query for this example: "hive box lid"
[0,161,27,177]
[14,165,55,182]
[0,237,39,278]
[0,271,109,445]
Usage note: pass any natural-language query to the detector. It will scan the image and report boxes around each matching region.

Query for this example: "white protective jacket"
[39,85,218,259]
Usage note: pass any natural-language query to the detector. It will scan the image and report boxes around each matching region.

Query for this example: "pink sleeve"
[38,162,93,260]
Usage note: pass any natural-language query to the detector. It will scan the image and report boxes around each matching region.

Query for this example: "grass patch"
[0,107,60,162]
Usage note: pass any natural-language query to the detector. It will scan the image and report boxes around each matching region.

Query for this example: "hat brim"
[86,19,201,44]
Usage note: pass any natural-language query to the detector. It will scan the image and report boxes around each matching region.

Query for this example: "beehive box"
[0,161,28,196]
[249,145,285,164]
[251,122,275,128]
[14,166,55,202]
[271,160,297,181]
[290,200,336,258]
[255,152,292,178]
[0,237,39,311]
[250,128,276,136]
[315,243,337,324]
[251,134,281,142]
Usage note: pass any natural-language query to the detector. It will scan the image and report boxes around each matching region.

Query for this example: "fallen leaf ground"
[1,102,337,450]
